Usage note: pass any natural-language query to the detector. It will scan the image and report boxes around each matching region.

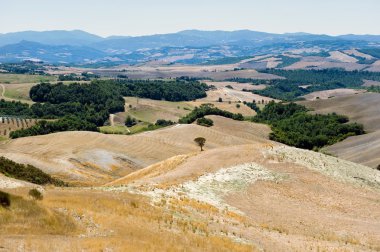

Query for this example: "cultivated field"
[93,64,283,81]
[302,88,366,101]
[0,74,56,84]
[0,116,271,185]
[0,117,38,138]
[1,113,380,250]
[300,92,380,168]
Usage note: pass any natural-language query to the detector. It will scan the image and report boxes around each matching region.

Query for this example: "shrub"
[0,191,11,208]
[125,116,137,127]
[196,117,214,127]
[28,189,43,200]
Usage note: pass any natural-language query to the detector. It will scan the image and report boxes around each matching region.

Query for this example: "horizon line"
[1,29,380,38]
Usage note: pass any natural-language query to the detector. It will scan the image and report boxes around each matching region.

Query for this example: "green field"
[124,97,193,123]
[0,74,57,84]
[100,122,164,135]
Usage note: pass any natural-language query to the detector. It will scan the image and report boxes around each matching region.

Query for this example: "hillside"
[1,29,380,65]
[0,116,271,185]
[0,112,379,251]
[105,143,380,251]
[300,92,380,168]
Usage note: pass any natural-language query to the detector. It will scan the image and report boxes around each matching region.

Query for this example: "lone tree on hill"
[194,137,206,151]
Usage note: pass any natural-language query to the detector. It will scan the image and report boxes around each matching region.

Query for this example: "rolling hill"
[1,30,380,64]
[0,116,271,185]
[300,92,380,168]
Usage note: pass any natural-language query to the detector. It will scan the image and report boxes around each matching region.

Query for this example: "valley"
[1,27,380,251]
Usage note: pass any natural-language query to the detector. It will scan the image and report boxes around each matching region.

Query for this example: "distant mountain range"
[0,30,379,64]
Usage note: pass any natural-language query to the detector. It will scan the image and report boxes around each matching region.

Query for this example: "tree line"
[253,69,380,101]
[253,102,365,150]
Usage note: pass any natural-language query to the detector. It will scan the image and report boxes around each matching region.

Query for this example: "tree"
[218,97,223,102]
[194,137,206,151]
[125,116,137,127]
[0,191,10,208]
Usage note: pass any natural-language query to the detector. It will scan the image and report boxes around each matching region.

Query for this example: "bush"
[28,189,43,200]
[196,117,214,127]
[0,191,11,208]
[155,119,175,127]
[125,116,137,127]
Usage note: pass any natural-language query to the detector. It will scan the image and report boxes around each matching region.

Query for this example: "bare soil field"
[366,60,380,72]
[200,87,278,103]
[325,131,380,168]
[363,79,380,87]
[328,51,358,63]
[300,93,380,132]
[93,65,282,81]
[283,55,368,71]
[1,114,380,250]
[204,81,266,91]
[106,143,380,251]
[0,116,271,185]
[300,92,380,168]
[285,60,367,71]
[302,88,366,101]
[344,49,374,60]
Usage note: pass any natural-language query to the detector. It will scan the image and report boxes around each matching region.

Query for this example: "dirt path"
[109,114,115,126]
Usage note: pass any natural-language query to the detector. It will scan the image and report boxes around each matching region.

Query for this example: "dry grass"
[0,74,56,84]
[0,190,77,236]
[0,188,254,251]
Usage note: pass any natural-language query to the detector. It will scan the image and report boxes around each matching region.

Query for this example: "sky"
[1,0,379,37]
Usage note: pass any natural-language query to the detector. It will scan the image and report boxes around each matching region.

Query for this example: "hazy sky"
[1,0,379,37]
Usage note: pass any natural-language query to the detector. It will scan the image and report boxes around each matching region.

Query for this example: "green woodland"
[253,102,365,150]
[2,79,208,138]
